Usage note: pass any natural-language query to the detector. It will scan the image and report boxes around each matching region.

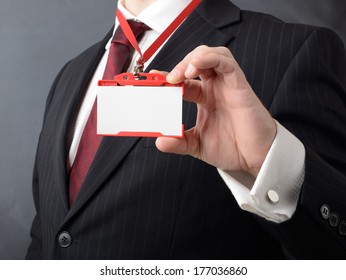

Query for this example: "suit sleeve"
[258,27,346,259]
[26,62,71,259]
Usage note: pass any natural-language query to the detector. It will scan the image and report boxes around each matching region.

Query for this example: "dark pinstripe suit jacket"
[27,0,346,259]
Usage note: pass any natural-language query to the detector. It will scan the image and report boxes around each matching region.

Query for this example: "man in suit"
[27,0,346,259]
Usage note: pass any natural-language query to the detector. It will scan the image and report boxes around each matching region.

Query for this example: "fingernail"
[167,69,179,81]
[186,64,195,75]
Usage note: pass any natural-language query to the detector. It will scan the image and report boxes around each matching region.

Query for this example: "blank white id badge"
[97,73,184,138]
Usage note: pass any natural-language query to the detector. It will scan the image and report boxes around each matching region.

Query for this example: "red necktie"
[69,21,150,205]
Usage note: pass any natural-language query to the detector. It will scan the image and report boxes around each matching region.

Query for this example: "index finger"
[166,45,233,84]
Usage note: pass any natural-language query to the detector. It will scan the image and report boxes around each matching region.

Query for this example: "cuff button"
[320,204,330,220]
[267,190,279,205]
[339,221,346,236]
[329,212,340,228]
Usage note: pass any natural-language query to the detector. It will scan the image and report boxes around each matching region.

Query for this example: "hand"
[155,46,276,177]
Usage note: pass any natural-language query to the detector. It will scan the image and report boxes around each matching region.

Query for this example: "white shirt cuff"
[218,121,305,223]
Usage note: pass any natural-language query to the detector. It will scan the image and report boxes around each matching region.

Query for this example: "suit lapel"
[64,0,240,221]
[52,30,113,212]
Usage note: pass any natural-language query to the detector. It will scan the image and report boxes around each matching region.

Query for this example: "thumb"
[155,129,199,158]
[149,69,169,76]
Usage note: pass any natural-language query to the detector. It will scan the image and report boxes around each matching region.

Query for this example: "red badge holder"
[97,73,184,138]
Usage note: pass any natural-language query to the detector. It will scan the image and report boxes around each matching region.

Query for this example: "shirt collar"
[105,0,192,50]
[117,0,191,34]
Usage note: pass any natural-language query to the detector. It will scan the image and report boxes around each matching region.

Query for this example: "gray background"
[0,0,345,260]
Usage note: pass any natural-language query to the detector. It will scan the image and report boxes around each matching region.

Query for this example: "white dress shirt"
[68,0,306,223]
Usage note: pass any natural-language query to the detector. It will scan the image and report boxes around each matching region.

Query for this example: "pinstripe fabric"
[27,0,346,259]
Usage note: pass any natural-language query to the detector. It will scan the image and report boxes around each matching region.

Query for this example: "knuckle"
[196,44,209,50]
[194,45,210,56]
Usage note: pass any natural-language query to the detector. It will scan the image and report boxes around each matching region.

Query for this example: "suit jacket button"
[320,204,330,219]
[339,221,346,236]
[58,232,72,248]
[329,212,340,228]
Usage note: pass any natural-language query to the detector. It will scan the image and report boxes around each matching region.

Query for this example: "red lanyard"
[116,0,202,74]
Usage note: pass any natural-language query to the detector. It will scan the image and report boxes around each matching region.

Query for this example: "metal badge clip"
[134,57,145,78]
